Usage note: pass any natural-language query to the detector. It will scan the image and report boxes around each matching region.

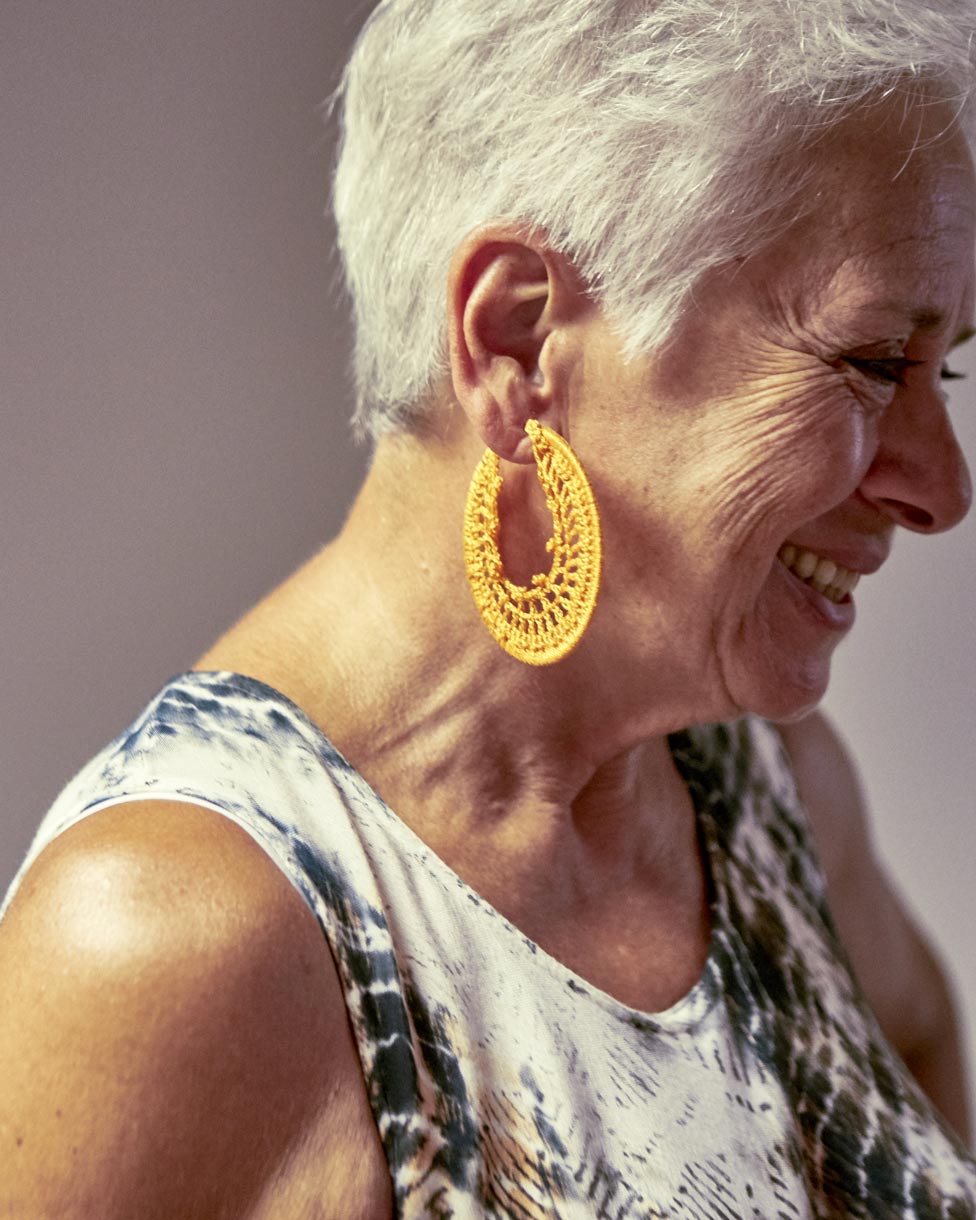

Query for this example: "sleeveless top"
[3,670,974,1219]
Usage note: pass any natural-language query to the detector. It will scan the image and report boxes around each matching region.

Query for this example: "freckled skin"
[574,99,976,723]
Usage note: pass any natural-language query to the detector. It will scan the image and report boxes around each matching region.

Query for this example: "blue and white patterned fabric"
[4,670,975,1218]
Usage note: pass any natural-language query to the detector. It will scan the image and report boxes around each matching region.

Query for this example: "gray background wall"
[4,2,976,1115]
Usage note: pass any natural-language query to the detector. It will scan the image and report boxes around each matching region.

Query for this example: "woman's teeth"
[777,544,860,604]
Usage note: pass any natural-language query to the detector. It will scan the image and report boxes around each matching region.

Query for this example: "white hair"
[332,0,976,439]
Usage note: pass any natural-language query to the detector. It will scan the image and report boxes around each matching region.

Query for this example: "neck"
[198,418,712,902]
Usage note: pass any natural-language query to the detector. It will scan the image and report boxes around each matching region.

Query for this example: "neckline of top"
[172,668,743,1034]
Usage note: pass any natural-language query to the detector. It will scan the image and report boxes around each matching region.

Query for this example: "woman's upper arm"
[0,801,343,1220]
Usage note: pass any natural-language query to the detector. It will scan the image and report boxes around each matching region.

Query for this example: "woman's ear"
[447,225,583,462]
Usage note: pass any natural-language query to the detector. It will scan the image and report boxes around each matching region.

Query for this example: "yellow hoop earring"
[463,419,602,665]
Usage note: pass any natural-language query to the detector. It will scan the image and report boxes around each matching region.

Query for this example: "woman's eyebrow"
[862,303,975,346]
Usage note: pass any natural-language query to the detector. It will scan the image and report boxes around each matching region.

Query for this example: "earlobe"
[447,227,570,461]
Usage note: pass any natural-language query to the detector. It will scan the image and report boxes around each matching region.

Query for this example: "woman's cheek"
[690,382,860,529]
[761,377,884,490]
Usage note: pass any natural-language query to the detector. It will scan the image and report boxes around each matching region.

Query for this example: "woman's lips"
[777,542,860,605]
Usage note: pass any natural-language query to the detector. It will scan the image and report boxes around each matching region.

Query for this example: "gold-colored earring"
[463,419,602,665]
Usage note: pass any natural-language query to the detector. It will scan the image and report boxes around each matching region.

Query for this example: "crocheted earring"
[463,419,602,665]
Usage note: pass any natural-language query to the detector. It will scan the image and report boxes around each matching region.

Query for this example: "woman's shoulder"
[4,795,324,962]
[4,666,364,927]
[0,799,388,1218]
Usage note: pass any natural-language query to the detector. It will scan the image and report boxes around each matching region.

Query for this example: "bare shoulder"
[0,801,389,1219]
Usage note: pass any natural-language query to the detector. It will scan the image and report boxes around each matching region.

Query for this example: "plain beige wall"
[4,1,976,1114]
[1,0,367,868]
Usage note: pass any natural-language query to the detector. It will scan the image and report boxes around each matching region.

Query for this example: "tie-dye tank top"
[3,670,974,1218]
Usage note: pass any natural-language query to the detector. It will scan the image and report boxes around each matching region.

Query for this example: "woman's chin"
[725,651,833,724]
[719,567,851,722]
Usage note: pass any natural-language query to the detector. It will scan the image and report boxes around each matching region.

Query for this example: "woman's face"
[584,102,976,722]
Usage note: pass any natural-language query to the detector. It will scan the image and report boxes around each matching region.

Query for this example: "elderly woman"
[3,0,976,1216]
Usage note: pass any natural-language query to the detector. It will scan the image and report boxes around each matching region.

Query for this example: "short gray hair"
[332,0,976,439]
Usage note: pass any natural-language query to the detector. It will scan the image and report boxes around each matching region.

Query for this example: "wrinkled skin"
[570,100,975,724]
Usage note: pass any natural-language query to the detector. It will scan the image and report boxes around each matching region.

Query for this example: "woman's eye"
[844,356,920,387]
[843,357,967,386]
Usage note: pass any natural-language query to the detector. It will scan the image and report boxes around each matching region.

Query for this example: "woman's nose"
[858,386,972,533]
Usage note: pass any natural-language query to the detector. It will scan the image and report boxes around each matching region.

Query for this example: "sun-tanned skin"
[0,801,392,1220]
[1,100,973,1216]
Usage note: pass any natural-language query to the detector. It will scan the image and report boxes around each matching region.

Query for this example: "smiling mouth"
[777,543,860,604]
